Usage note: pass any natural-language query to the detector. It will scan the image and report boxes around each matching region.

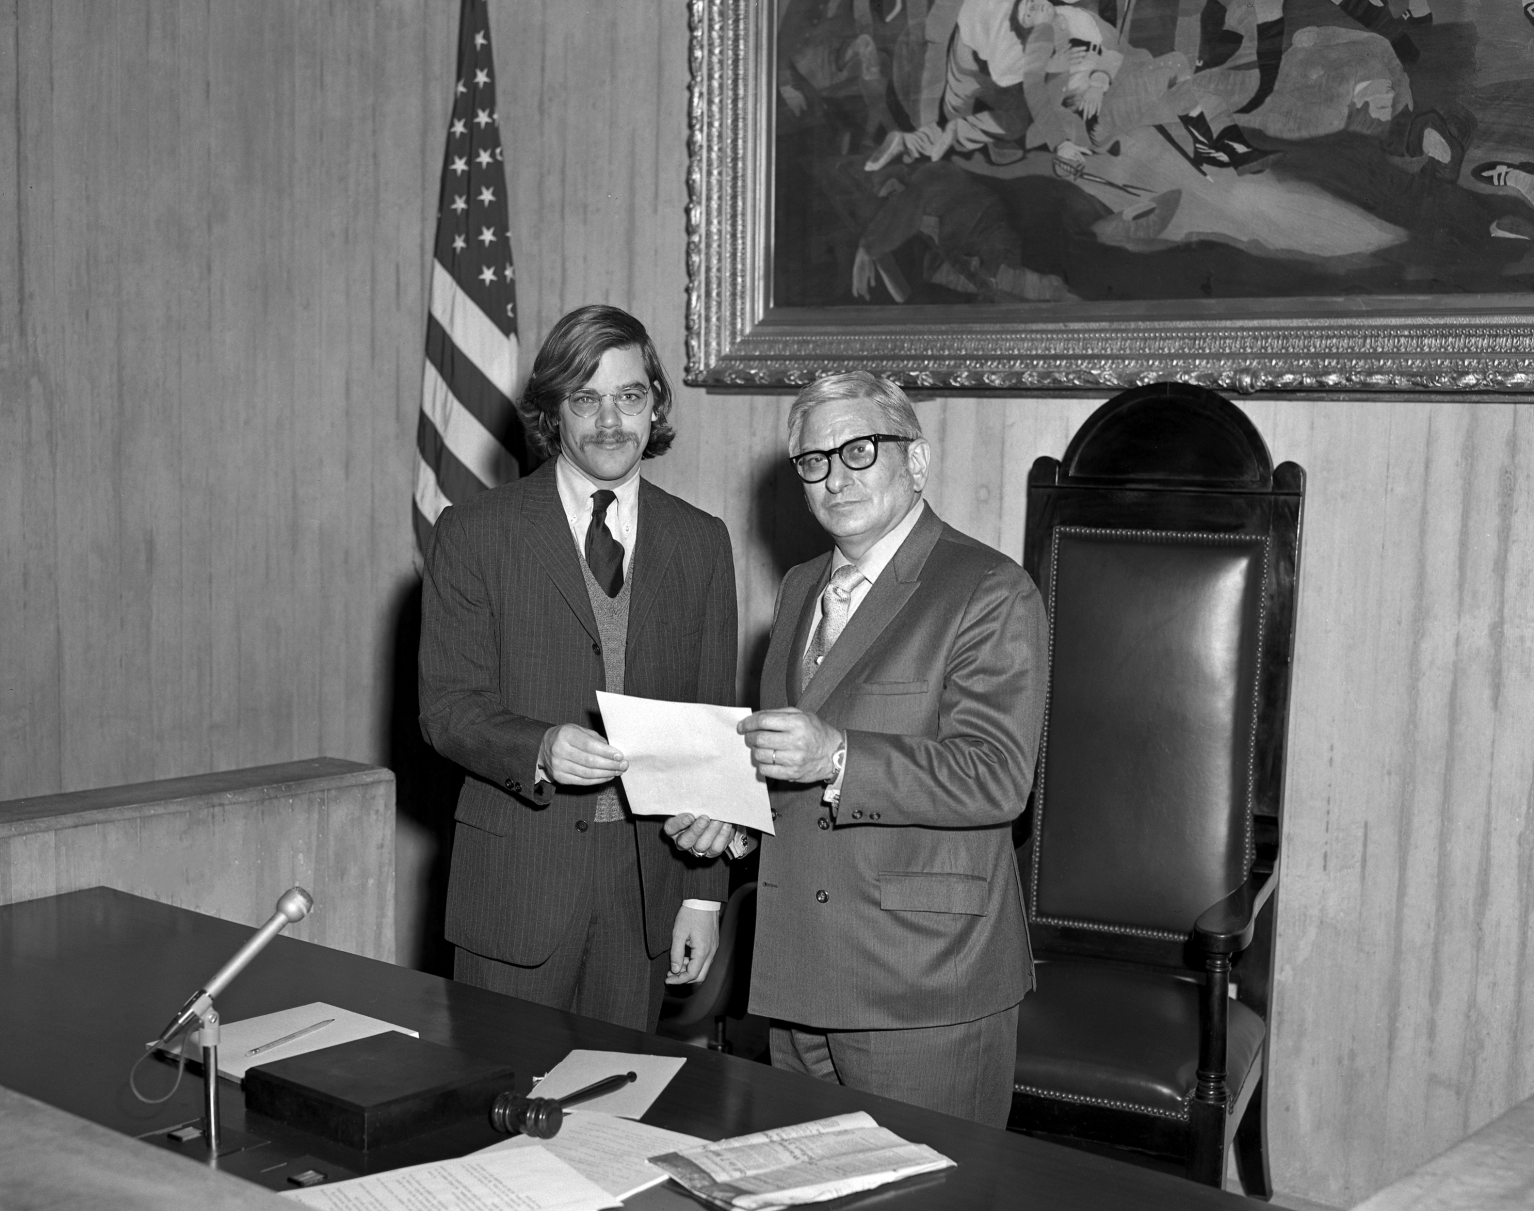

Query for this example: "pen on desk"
[559,1070,638,1108]
[247,1018,335,1057]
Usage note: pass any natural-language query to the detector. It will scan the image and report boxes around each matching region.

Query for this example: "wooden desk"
[0,888,1253,1209]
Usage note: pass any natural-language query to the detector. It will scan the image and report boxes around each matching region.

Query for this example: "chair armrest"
[1194,868,1277,955]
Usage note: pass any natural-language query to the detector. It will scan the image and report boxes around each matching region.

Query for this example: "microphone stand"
[148,887,313,1163]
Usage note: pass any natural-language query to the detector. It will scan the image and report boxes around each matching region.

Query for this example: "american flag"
[414,0,529,555]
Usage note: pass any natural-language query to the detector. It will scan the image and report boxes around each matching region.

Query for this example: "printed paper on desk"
[281,1143,618,1211]
[531,1050,685,1118]
[595,692,774,835]
[479,1110,704,1201]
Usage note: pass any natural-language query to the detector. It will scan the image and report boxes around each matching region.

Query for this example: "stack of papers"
[647,1112,956,1210]
[281,1145,618,1211]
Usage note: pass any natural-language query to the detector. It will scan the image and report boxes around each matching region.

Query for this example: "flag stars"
[474,108,492,128]
[474,30,487,49]
[476,148,494,169]
[479,265,497,285]
[478,226,497,246]
[450,195,467,214]
[478,185,497,205]
[505,262,515,280]
[474,68,491,88]
[450,118,467,138]
[450,155,469,176]
[455,78,467,95]
[452,233,467,253]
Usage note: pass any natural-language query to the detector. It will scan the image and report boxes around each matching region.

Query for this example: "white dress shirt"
[555,454,640,578]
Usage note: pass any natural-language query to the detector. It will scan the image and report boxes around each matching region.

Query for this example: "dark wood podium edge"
[0,758,391,837]
[0,1084,291,1211]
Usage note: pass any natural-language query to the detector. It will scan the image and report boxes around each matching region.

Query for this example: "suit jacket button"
[509,780,522,793]
[817,818,830,830]
[575,819,588,832]
[592,642,601,655]
[771,809,780,820]
[815,890,829,903]
[870,811,880,820]
[850,809,863,820]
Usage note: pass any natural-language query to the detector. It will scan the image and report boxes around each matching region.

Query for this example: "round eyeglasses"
[790,433,913,483]
[565,385,651,417]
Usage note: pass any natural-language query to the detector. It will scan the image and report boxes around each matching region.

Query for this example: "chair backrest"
[1022,383,1303,977]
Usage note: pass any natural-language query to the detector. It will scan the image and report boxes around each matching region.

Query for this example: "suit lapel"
[627,479,680,645]
[524,461,600,644]
[797,504,944,716]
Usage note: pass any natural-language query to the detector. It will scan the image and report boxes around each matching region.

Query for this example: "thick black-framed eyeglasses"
[790,434,913,483]
[565,385,651,417]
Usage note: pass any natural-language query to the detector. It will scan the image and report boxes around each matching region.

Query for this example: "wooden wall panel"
[5,2,1534,1205]
[0,760,395,961]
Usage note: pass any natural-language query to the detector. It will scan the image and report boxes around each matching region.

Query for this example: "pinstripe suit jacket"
[748,504,1047,1030]
[419,459,736,966]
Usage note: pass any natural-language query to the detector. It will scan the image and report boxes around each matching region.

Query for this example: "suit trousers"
[769,1003,1021,1127]
[452,817,670,1032]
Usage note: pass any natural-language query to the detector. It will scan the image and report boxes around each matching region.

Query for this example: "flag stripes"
[413,0,526,555]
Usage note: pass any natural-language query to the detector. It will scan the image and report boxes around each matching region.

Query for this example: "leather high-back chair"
[1009,383,1303,1196]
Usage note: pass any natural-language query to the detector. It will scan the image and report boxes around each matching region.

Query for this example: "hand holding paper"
[595,693,774,835]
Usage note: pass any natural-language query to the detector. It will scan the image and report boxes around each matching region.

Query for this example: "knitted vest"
[581,556,632,823]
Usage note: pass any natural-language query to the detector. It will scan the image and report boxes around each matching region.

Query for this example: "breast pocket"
[879,871,989,915]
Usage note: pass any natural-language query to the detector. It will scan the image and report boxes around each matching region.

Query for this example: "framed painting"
[685,0,1534,393]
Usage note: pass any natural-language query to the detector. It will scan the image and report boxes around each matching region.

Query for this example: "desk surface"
[0,888,1250,1210]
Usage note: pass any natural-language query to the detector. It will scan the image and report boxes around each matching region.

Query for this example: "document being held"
[647,1111,955,1210]
[595,692,774,834]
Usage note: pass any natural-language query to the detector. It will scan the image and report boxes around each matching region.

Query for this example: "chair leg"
[1234,1076,1272,1199]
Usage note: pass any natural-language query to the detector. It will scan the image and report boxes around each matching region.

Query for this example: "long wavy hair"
[518,305,675,460]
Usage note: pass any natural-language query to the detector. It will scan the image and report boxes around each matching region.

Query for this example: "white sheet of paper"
[479,1111,705,1200]
[595,692,774,834]
[529,1050,685,1119]
[281,1144,618,1211]
[163,1001,419,1084]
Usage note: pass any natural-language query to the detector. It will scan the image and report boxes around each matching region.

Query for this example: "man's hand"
[737,708,844,783]
[538,724,626,786]
[1053,140,1088,180]
[663,814,736,859]
[666,905,720,984]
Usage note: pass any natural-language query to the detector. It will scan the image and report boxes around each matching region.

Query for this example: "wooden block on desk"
[243,1032,516,1151]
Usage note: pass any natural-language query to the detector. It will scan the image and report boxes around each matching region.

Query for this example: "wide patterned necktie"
[802,564,866,686]
[585,490,625,598]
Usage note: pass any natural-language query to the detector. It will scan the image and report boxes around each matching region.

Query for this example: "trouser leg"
[824,1004,1022,1127]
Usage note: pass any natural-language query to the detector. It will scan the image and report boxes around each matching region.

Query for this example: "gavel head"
[489,1091,564,1139]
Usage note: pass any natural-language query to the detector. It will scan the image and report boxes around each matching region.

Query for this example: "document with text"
[280,1144,618,1211]
[595,692,774,834]
[647,1111,955,1210]
[479,1110,705,1201]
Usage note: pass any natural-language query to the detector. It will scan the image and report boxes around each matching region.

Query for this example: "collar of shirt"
[805,498,928,656]
[556,454,641,577]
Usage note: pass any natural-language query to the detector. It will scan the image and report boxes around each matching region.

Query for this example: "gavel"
[489,1069,638,1139]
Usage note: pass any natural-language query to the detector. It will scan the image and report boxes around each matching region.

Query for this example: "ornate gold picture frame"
[685,0,1534,394]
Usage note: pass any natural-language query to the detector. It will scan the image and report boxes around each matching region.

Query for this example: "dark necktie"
[585,489,625,598]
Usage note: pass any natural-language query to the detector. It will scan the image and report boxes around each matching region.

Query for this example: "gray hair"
[786,371,924,452]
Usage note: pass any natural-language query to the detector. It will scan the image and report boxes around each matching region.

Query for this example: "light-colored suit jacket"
[418,460,735,966]
[748,504,1047,1030]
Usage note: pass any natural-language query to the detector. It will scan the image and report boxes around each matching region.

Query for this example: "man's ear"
[907,438,932,491]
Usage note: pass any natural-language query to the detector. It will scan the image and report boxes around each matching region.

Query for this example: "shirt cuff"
[820,737,848,811]
[682,899,722,911]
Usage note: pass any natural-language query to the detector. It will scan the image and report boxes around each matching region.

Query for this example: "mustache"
[576,430,640,448]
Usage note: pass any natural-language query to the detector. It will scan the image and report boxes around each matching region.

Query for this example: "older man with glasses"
[419,304,738,1032]
[738,370,1048,1126]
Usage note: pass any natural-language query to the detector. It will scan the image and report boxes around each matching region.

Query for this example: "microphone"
[149,887,313,1048]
